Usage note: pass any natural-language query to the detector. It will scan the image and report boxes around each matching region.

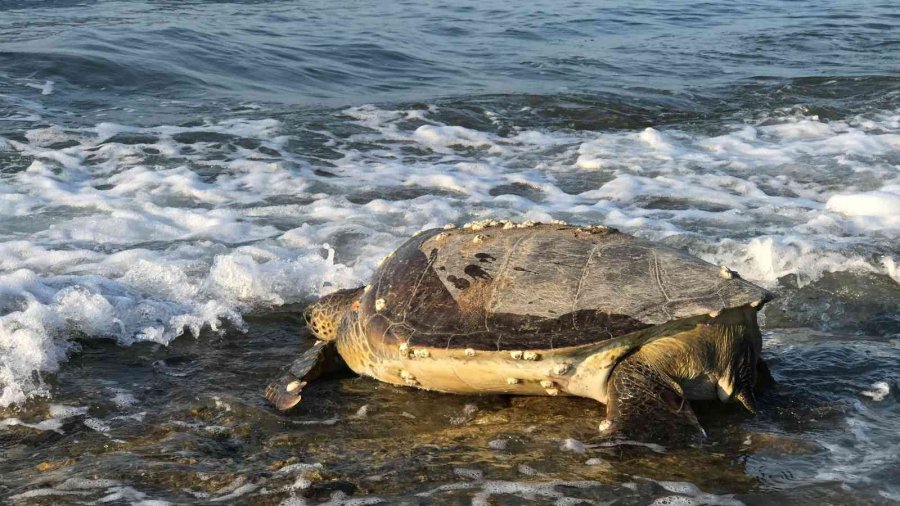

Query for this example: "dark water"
[1,1,899,504]
[2,0,899,119]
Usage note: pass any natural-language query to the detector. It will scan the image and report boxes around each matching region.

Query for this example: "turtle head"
[304,286,364,341]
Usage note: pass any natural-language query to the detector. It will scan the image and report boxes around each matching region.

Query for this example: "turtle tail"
[305,287,364,341]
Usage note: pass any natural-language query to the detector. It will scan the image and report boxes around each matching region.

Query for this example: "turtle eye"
[302,307,313,326]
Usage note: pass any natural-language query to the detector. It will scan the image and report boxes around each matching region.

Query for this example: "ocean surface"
[1,0,899,504]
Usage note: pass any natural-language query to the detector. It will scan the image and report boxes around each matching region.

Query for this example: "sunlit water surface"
[1,0,898,504]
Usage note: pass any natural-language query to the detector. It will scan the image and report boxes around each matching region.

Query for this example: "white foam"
[488,438,508,450]
[291,417,340,426]
[0,404,87,433]
[412,125,501,153]
[826,189,900,235]
[9,488,91,500]
[418,479,617,506]
[708,235,885,289]
[650,480,743,506]
[594,440,667,453]
[84,417,111,433]
[24,80,55,96]
[1,101,899,409]
[861,381,891,402]
[94,486,171,505]
[453,468,484,481]
[0,416,64,433]
[210,483,258,502]
[884,257,900,284]
[277,462,324,475]
[808,393,900,490]
[658,481,703,496]
[111,390,138,409]
[314,491,385,506]
[559,438,587,454]
[49,404,89,418]
[10,476,168,505]
[828,190,900,218]
[24,125,69,145]
[517,464,543,476]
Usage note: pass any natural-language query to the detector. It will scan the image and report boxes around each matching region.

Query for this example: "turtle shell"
[359,223,773,351]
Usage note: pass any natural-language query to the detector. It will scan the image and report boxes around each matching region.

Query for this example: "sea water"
[1,0,898,504]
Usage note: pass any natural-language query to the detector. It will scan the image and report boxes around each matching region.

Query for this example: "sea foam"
[1,104,898,407]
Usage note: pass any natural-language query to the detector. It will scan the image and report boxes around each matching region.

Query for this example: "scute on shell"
[362,223,773,352]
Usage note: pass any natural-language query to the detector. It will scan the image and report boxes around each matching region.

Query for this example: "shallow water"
[1,0,899,504]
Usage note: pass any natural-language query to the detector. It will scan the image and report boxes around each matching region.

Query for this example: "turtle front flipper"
[601,351,706,445]
[265,340,345,411]
[755,358,776,393]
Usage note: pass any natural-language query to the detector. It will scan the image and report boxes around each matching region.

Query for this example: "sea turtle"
[265,220,775,443]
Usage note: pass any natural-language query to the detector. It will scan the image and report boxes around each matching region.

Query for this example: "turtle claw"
[264,339,348,412]
[733,389,757,416]
[265,375,306,411]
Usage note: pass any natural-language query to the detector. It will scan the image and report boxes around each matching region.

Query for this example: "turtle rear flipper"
[265,340,346,411]
[601,351,706,445]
